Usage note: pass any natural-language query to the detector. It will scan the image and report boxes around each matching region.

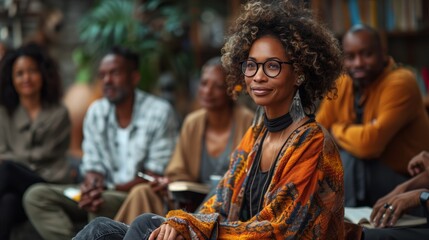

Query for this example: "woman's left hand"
[370,189,422,228]
[148,223,184,240]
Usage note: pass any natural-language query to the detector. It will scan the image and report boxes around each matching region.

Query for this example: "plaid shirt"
[80,89,178,188]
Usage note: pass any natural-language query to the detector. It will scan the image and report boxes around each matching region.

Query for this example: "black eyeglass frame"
[240,59,294,78]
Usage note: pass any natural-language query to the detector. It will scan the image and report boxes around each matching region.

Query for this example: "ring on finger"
[388,205,395,212]
[383,203,390,209]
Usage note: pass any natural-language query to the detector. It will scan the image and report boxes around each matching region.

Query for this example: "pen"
[137,171,156,182]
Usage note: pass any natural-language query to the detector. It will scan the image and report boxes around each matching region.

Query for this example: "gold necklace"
[248,129,288,218]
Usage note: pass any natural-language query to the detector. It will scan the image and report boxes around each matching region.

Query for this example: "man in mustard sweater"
[317,24,429,207]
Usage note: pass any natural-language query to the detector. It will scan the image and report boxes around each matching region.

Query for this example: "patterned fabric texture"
[166,122,344,239]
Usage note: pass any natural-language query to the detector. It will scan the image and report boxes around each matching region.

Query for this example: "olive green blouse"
[0,104,72,183]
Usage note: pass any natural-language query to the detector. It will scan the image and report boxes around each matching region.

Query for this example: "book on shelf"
[345,206,427,229]
[311,0,427,33]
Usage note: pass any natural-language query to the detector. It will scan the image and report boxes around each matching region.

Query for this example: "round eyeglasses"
[240,59,293,78]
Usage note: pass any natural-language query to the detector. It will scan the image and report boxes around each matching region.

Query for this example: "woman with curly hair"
[0,44,72,239]
[74,0,344,239]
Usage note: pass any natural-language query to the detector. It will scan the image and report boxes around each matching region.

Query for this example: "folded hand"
[79,172,105,212]
[408,151,429,176]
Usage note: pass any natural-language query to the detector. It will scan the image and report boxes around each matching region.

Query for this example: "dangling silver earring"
[290,75,305,121]
[290,88,306,122]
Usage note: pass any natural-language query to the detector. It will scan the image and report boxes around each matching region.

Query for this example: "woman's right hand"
[408,151,429,176]
[149,223,184,240]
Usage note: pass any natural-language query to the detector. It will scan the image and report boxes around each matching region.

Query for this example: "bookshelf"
[311,0,429,35]
[311,0,429,95]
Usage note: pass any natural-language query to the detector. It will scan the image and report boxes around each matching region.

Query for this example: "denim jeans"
[73,214,165,240]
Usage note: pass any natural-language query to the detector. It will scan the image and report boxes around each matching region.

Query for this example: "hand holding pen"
[137,171,170,193]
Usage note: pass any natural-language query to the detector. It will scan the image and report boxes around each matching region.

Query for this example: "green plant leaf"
[75,0,197,92]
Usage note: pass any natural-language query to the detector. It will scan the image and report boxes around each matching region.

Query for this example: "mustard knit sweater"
[317,58,429,175]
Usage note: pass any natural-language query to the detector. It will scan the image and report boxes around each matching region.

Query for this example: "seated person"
[317,24,429,207]
[0,45,72,239]
[114,57,254,224]
[363,151,429,239]
[22,46,178,240]
[74,1,345,239]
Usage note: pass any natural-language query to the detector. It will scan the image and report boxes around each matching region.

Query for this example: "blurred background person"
[317,24,429,207]
[114,56,254,224]
[0,45,71,240]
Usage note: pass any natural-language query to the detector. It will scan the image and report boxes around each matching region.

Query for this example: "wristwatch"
[420,191,429,206]
[419,191,429,222]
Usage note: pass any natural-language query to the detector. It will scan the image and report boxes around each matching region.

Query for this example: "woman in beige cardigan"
[114,57,254,224]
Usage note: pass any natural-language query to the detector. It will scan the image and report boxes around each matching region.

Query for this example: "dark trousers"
[363,225,429,240]
[0,160,45,240]
[73,214,165,240]
[341,150,408,207]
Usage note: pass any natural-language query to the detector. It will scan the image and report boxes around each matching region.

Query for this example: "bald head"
[342,25,387,89]
[343,24,383,51]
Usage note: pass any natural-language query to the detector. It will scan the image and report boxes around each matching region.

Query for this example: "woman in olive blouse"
[0,44,72,239]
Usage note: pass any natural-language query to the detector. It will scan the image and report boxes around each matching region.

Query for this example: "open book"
[345,207,427,229]
[168,181,211,194]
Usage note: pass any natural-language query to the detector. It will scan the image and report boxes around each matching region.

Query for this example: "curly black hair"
[221,0,342,114]
[0,44,63,115]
